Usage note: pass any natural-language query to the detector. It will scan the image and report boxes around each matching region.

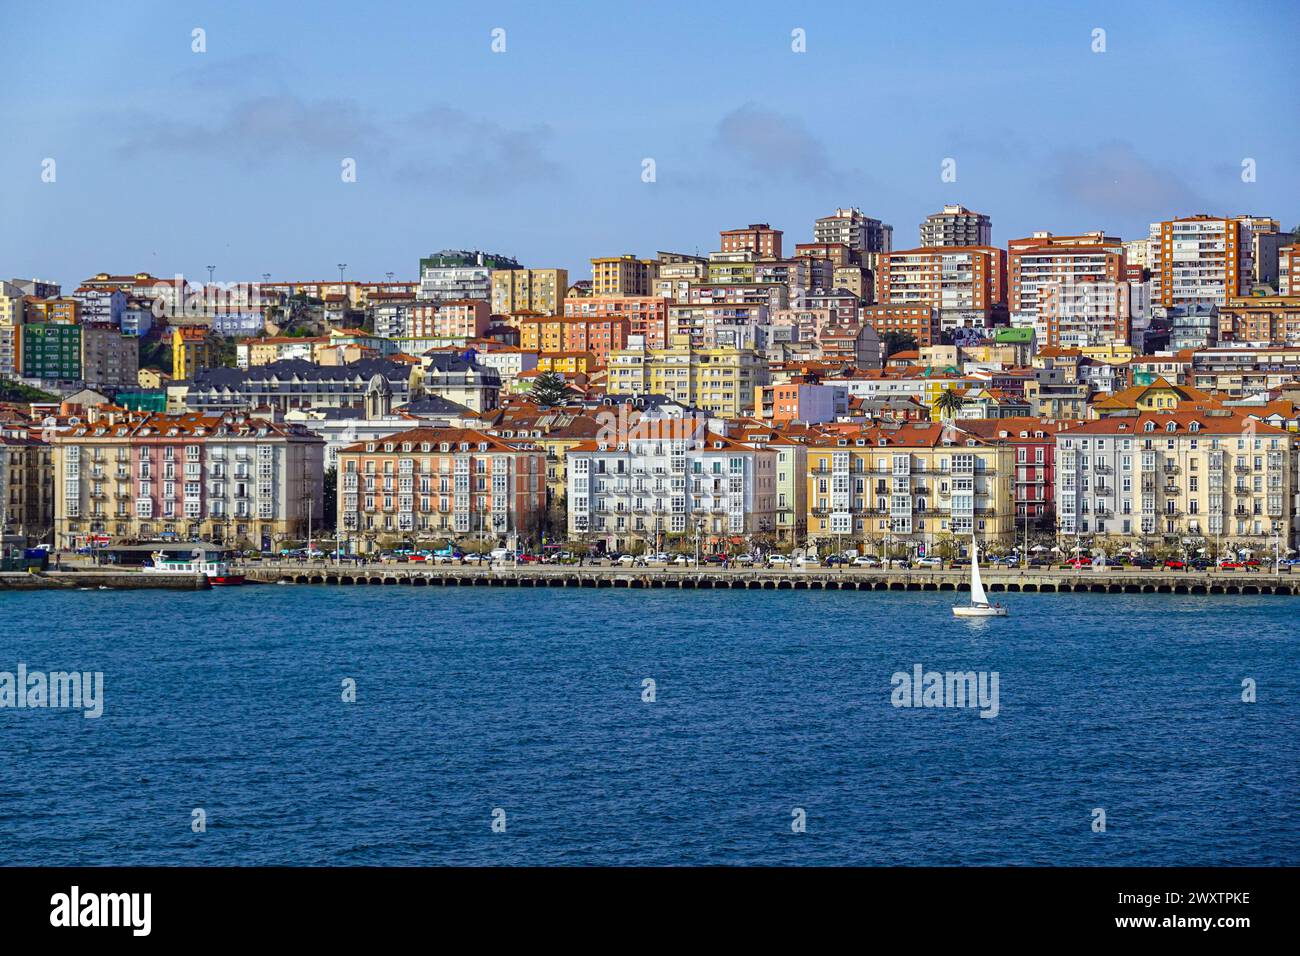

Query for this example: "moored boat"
[142,550,245,586]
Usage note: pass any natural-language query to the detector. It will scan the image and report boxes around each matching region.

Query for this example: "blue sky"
[1,0,1296,289]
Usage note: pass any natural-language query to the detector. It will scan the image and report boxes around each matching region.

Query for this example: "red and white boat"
[143,550,245,585]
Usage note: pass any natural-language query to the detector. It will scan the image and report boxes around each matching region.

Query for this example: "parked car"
[733,554,755,566]
[1218,560,1243,570]
[916,556,943,568]
[823,555,850,567]
[852,555,881,567]
[617,553,644,566]
[1163,559,1186,570]
[767,555,791,567]
[1064,557,1091,569]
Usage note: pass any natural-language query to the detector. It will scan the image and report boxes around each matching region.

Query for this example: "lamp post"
[337,263,347,283]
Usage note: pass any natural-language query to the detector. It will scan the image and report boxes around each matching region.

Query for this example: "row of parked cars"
[1061,555,1293,571]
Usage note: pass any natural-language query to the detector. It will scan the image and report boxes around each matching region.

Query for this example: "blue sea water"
[0,586,1296,866]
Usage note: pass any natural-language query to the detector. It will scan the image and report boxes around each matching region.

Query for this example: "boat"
[953,535,1007,617]
[142,549,245,586]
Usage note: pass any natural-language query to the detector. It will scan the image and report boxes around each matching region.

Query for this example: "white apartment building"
[566,418,777,552]
[1055,411,1294,549]
[920,204,991,247]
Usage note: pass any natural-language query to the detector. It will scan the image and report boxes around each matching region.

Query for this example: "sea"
[1,586,1296,866]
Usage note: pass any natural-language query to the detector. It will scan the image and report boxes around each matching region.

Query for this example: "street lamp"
[206,265,215,284]
[337,263,347,283]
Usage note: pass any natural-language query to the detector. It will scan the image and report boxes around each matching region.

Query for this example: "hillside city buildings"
[3,204,1299,560]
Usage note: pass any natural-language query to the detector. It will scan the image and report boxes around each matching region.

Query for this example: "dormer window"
[384,443,394,452]
[1165,422,1176,433]
[366,443,376,452]
[1143,422,1155,432]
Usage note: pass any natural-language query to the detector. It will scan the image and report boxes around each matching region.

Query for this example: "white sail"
[969,536,989,606]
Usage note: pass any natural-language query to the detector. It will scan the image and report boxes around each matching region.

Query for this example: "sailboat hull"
[953,605,1008,618]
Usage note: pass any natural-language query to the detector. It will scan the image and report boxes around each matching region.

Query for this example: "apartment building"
[920,204,991,248]
[406,299,490,340]
[875,246,1007,330]
[1008,232,1127,347]
[1279,244,1298,296]
[0,282,27,377]
[667,303,769,349]
[804,422,1016,552]
[606,335,769,417]
[566,417,778,553]
[591,255,658,296]
[563,296,670,348]
[1149,215,1250,308]
[720,223,783,259]
[417,251,519,302]
[52,410,324,550]
[652,254,709,301]
[754,382,848,424]
[172,327,221,380]
[1216,295,1300,345]
[1188,347,1300,397]
[337,427,545,548]
[860,304,943,348]
[80,325,140,387]
[518,314,631,364]
[955,418,1063,526]
[491,268,568,315]
[813,208,893,266]
[18,323,81,381]
[1055,410,1293,549]
[0,426,53,544]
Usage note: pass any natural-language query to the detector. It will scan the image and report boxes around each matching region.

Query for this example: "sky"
[1,0,1296,290]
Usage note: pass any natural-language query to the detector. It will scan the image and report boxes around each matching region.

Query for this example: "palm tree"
[935,387,967,419]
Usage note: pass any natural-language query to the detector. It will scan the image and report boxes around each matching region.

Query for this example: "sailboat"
[953,535,1007,617]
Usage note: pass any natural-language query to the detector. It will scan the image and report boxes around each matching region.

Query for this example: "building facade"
[52,411,324,550]
[337,427,546,549]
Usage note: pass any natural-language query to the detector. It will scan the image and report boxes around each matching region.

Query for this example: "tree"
[529,371,572,407]
[881,331,917,358]
[0,378,59,403]
[935,387,967,419]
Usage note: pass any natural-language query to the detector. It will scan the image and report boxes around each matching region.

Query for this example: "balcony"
[1163,486,1180,495]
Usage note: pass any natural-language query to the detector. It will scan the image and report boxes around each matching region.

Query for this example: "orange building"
[336,427,546,548]
[563,296,670,348]
[518,315,630,365]
[720,223,783,259]
[407,299,490,339]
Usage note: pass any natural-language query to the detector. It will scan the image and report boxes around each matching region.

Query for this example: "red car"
[1218,560,1243,570]
[1163,559,1185,570]
[517,553,541,563]
[1064,557,1091,569]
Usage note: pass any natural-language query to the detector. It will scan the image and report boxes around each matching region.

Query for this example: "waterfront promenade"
[6,562,1300,595]
[237,561,1300,596]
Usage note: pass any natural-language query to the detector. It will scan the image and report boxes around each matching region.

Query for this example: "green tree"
[529,371,572,407]
[0,378,59,403]
[934,387,967,419]
[881,331,918,358]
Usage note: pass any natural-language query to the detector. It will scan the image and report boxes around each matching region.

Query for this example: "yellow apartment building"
[804,422,1016,554]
